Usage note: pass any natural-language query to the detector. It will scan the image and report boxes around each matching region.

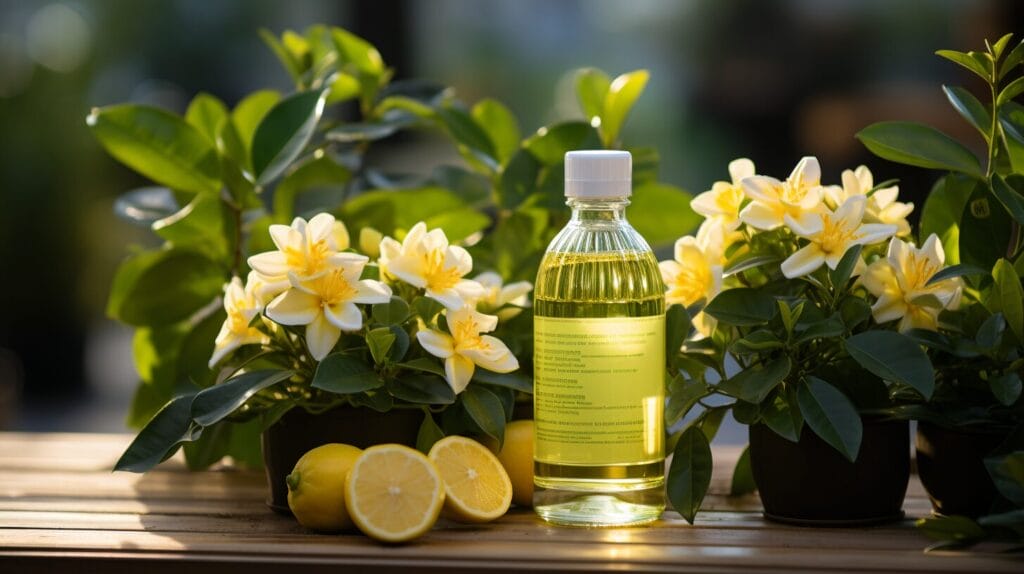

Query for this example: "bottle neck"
[567,197,630,223]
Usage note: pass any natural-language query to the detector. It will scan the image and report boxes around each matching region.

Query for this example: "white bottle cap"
[564,150,632,198]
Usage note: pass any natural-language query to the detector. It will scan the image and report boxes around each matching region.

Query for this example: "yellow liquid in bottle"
[533,211,666,527]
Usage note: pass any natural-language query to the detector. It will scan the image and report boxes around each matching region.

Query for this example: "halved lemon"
[428,435,513,523]
[344,444,445,543]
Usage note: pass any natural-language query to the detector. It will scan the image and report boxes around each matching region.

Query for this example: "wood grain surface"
[0,432,1019,573]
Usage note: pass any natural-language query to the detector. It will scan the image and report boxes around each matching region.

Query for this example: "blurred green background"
[0,0,1019,435]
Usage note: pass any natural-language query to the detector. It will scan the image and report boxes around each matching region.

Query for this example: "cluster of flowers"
[209,214,532,394]
[660,157,963,336]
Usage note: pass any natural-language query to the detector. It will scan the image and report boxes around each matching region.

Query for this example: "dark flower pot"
[261,405,423,514]
[749,419,910,526]
[915,421,1007,518]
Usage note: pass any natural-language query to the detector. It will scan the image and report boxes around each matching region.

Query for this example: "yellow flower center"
[667,264,712,306]
[817,214,857,255]
[452,315,485,349]
[902,253,939,290]
[307,268,358,306]
[716,185,744,215]
[226,295,259,336]
[285,238,332,277]
[421,248,462,291]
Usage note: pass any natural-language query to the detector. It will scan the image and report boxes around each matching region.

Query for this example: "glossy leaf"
[312,354,381,394]
[762,389,804,443]
[845,331,934,399]
[935,49,991,81]
[232,90,281,167]
[471,369,533,393]
[717,356,791,404]
[1002,40,1024,79]
[251,89,327,186]
[793,315,845,345]
[326,120,407,143]
[724,255,780,277]
[114,391,199,472]
[920,174,976,265]
[87,104,221,195]
[829,244,862,289]
[730,330,785,355]
[666,375,706,426]
[366,328,396,365]
[272,153,351,221]
[575,67,611,120]
[704,288,777,326]
[176,307,225,387]
[729,446,756,496]
[185,92,229,145]
[113,187,180,226]
[667,425,712,524]
[462,385,506,444]
[191,370,294,427]
[856,121,982,178]
[942,85,991,139]
[259,29,305,83]
[989,258,1024,342]
[665,304,690,360]
[399,357,445,377]
[797,377,862,462]
[331,27,384,76]
[416,410,445,454]
[152,192,234,262]
[386,373,455,405]
[471,98,521,162]
[601,70,649,147]
[340,187,489,243]
[999,76,1024,106]
[107,249,225,327]
[989,372,1022,406]
[372,296,410,326]
[925,263,988,285]
[630,182,700,247]
[524,121,601,166]
[436,104,497,164]
[959,182,1014,270]
[991,175,1024,226]
[498,148,542,210]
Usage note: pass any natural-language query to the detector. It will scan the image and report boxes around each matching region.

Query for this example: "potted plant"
[661,155,960,525]
[856,34,1024,522]
[90,25,698,510]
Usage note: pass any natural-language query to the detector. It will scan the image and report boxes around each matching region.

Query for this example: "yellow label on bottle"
[533,315,665,466]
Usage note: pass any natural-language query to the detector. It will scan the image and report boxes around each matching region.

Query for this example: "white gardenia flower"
[265,253,392,361]
[825,165,914,236]
[416,306,519,394]
[690,158,755,231]
[247,213,352,298]
[780,196,897,279]
[209,274,269,367]
[658,224,725,338]
[379,222,485,309]
[861,234,963,333]
[472,271,533,320]
[739,156,826,231]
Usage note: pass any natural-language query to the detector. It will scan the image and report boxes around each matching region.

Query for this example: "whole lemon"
[286,443,362,531]
[496,420,534,507]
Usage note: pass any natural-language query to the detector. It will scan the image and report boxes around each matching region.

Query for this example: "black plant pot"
[261,405,422,514]
[749,419,910,526]
[915,421,1007,518]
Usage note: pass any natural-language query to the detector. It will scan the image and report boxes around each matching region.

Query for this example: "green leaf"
[471,369,533,393]
[152,192,234,262]
[387,373,455,405]
[991,175,1024,226]
[762,389,804,443]
[177,307,225,387]
[416,410,445,454]
[698,407,728,442]
[717,356,791,404]
[339,187,489,243]
[87,104,221,195]
[999,76,1024,106]
[856,121,982,177]
[793,315,845,345]
[925,263,988,285]
[107,249,225,327]
[704,288,777,326]
[838,296,872,330]
[989,372,1022,406]
[666,375,706,426]
[730,330,784,355]
[1002,40,1024,79]
[920,174,976,265]
[182,421,232,470]
[462,385,506,444]
[523,121,601,166]
[797,377,862,462]
[399,357,445,377]
[629,182,700,247]
[666,426,712,524]
[665,305,690,360]
[936,49,992,81]
[724,255,780,277]
[984,452,1024,506]
[232,90,280,169]
[259,29,305,83]
[471,98,520,162]
[371,296,410,326]
[845,331,935,399]
[989,258,1024,341]
[331,27,384,76]
[575,67,611,120]
[114,391,199,472]
[436,104,497,166]
[411,296,445,324]
[113,187,180,226]
[729,445,756,496]
[325,119,408,143]
[271,153,351,222]
[601,70,649,147]
[497,148,541,210]
[916,514,987,542]
[191,370,294,427]
[185,92,229,144]
[959,182,1014,270]
[942,85,991,139]
[312,354,381,394]
[366,328,396,365]
[829,245,862,290]
[976,313,1005,350]
[251,89,327,186]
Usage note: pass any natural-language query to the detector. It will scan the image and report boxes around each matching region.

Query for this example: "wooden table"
[0,432,1019,573]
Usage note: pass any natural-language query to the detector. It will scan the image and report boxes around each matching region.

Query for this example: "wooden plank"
[0,469,267,500]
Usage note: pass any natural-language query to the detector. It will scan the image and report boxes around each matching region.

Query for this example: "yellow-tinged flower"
[416,306,519,394]
[780,196,897,279]
[471,271,533,320]
[740,156,825,231]
[359,226,383,259]
[825,165,914,236]
[209,274,269,367]
[248,213,352,298]
[691,158,755,231]
[265,253,392,361]
[659,227,724,338]
[332,220,351,251]
[379,222,485,309]
[861,234,963,332]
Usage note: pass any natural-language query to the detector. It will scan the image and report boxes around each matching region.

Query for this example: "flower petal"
[742,176,781,203]
[728,158,755,183]
[426,288,465,310]
[209,335,241,368]
[854,223,898,246]
[266,289,321,325]
[417,329,455,359]
[268,224,301,252]
[781,244,826,278]
[305,313,341,361]
[353,279,392,304]
[790,156,820,188]
[871,293,906,324]
[860,259,896,296]
[388,255,429,288]
[324,302,363,331]
[739,201,782,230]
[473,271,503,289]
[445,354,475,394]
[307,213,336,244]
[784,211,822,238]
[248,251,290,277]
